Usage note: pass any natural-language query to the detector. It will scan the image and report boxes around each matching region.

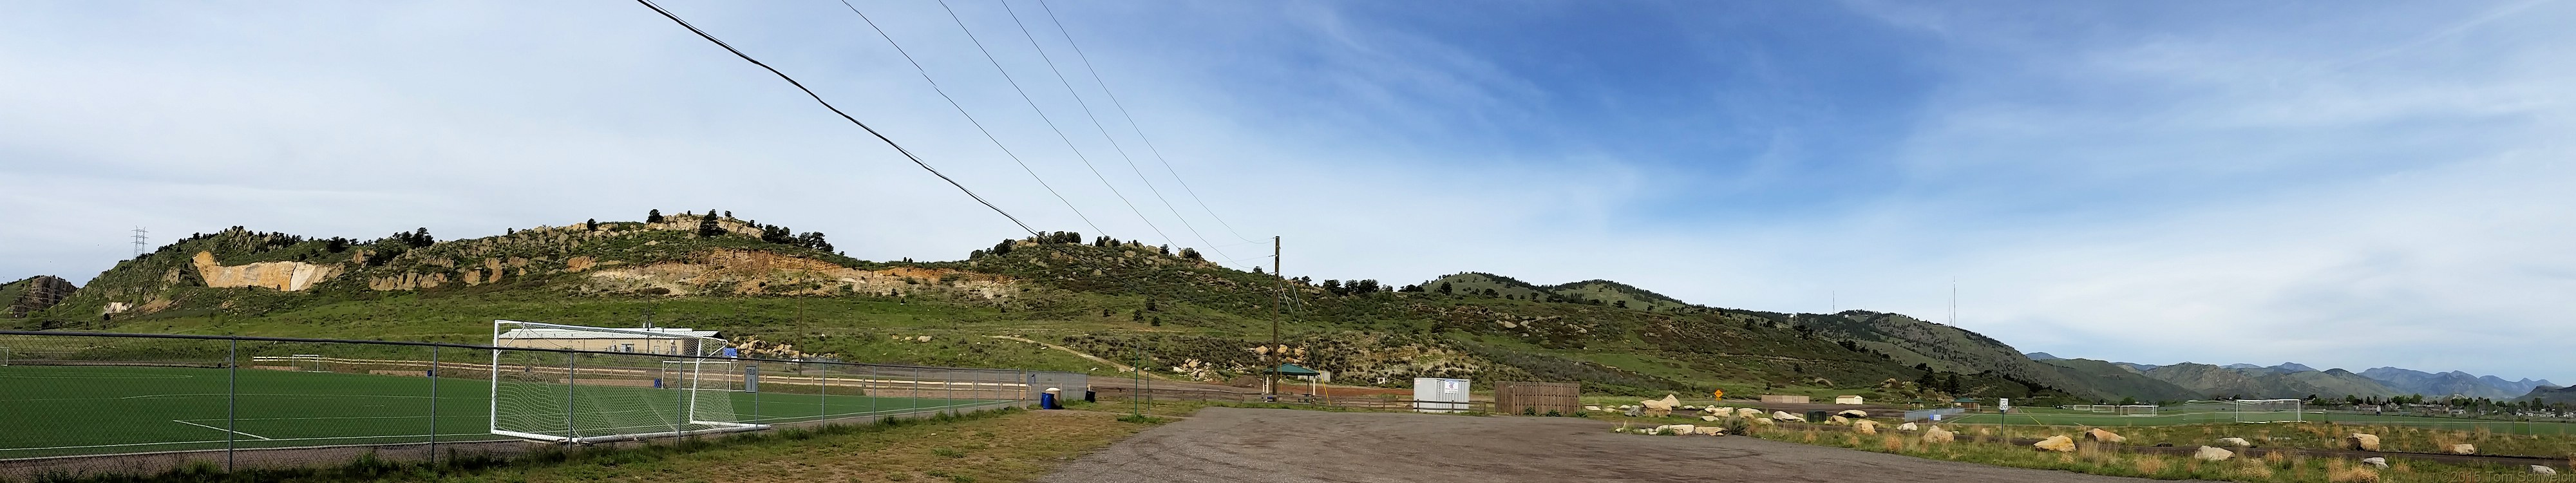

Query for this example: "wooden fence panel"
[1494,381,1581,415]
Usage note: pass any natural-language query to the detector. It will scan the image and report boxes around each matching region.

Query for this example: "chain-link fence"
[0,330,1080,473]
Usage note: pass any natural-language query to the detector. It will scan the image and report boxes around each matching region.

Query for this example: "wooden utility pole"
[1267,236,1282,401]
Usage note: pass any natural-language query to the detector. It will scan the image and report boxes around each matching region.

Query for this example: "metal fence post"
[565,353,576,444]
[227,337,238,472]
[429,345,439,468]
[819,363,829,421]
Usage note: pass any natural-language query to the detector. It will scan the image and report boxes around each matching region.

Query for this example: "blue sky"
[5,1,2573,383]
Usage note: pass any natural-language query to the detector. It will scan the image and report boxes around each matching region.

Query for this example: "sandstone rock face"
[1922,427,1955,443]
[2194,446,2234,461]
[2347,433,2380,451]
[2085,428,2126,443]
[2032,435,2076,452]
[4,275,77,317]
[1898,422,1919,431]
[2360,457,2387,469]
[1852,420,1879,435]
[2447,443,2475,455]
[193,252,340,291]
[2217,437,2253,447]
[583,249,1015,298]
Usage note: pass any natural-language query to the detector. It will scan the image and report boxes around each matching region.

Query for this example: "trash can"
[1084,389,1096,402]
[1041,387,1064,410]
[1806,410,1830,422]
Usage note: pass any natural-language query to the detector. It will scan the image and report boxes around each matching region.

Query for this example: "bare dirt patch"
[1043,407,2197,483]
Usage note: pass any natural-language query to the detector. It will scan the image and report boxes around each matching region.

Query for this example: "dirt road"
[1043,407,2194,483]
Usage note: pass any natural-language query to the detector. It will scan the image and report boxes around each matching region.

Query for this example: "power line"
[632,0,1037,236]
[996,0,1236,264]
[932,0,1175,249]
[833,0,1103,237]
[1032,0,1262,245]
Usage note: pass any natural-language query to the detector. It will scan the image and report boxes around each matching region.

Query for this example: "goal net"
[2231,399,2304,423]
[490,320,766,443]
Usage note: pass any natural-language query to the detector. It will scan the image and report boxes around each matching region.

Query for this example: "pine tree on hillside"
[647,209,664,223]
[1437,282,1452,294]
[696,211,722,237]
[585,219,598,231]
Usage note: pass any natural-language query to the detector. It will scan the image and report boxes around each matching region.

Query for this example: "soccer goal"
[289,354,326,372]
[489,320,767,444]
[1,346,10,366]
[2232,399,2304,423]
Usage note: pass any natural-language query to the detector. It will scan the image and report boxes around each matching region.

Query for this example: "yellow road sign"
[1711,389,1725,400]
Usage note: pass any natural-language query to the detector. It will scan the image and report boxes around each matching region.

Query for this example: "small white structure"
[1835,395,1866,405]
[1413,377,1472,413]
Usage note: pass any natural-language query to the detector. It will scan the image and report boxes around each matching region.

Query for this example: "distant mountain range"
[2022,352,2559,401]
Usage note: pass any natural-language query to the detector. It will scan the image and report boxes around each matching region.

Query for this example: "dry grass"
[2132,455,2166,475]
[410,410,1159,483]
[2322,459,2378,483]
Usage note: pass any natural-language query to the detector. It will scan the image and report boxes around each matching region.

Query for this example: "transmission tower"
[131,227,148,257]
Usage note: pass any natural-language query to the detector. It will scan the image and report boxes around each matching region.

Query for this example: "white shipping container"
[1413,377,1472,413]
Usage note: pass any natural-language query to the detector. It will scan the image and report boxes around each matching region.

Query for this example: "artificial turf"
[0,365,1010,459]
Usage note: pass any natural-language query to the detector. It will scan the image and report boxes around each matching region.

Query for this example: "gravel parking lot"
[1044,407,2192,483]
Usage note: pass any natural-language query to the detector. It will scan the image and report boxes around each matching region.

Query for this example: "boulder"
[2084,428,2126,444]
[1922,426,1956,443]
[1827,415,1852,425]
[1584,405,1602,412]
[1852,420,1879,435]
[1897,422,1919,431]
[2360,457,2387,469]
[1681,405,1700,410]
[1655,424,1697,435]
[1736,408,1765,418]
[1772,411,1805,422]
[2346,433,2380,451]
[2531,466,2557,475]
[1749,417,1775,426]
[2033,435,2076,452]
[1836,409,1870,419]
[1701,415,1721,422]
[2447,443,2475,455]
[2194,446,2233,461]
[2217,437,2253,448]
[1696,426,1728,436]
[1640,395,1680,417]
[1623,406,1643,417]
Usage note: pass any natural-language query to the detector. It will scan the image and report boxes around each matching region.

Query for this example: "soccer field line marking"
[0,433,509,453]
[168,420,273,440]
[117,393,436,400]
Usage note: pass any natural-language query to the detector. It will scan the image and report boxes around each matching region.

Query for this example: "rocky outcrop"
[3,276,77,317]
[193,252,339,291]
[583,249,1014,299]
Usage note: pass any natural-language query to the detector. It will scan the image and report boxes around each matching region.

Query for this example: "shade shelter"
[1273,363,1322,397]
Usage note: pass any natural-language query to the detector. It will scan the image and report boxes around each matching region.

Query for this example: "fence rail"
[0,330,1080,477]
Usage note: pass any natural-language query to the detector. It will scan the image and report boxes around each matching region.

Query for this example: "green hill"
[11,212,2177,402]
[2036,357,2204,403]
[2141,363,2403,399]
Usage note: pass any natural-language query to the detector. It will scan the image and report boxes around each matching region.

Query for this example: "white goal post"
[2232,399,2304,423]
[489,320,770,444]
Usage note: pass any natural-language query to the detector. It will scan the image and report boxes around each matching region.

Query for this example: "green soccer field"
[0,365,1013,460]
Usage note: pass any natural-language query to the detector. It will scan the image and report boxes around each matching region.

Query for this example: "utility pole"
[131,227,148,257]
[1267,236,1281,401]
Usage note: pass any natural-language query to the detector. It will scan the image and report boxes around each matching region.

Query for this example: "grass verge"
[19,408,1167,483]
